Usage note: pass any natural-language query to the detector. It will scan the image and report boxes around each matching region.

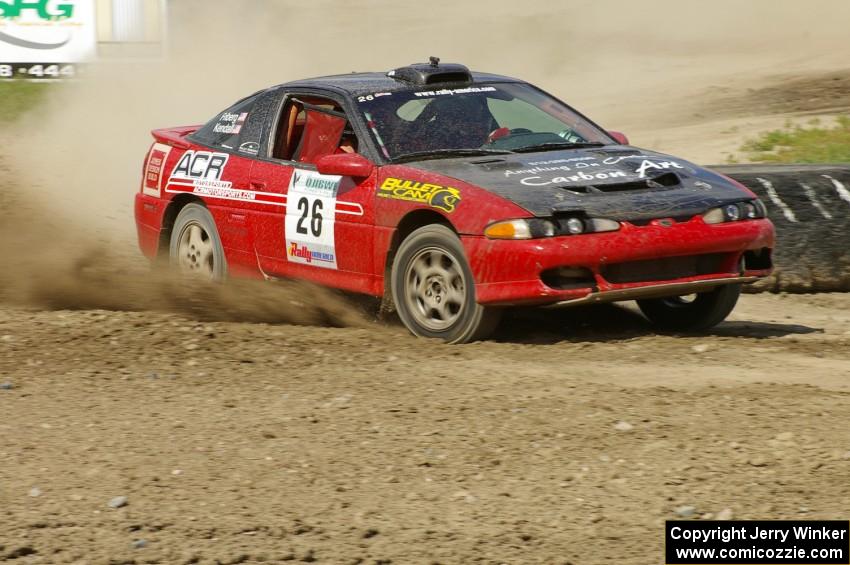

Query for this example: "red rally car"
[135,59,774,343]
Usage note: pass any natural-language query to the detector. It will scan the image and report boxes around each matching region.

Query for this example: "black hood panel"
[411,146,753,221]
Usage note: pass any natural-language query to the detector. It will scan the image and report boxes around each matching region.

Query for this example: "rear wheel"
[391,224,500,343]
[169,203,227,281]
[637,283,741,331]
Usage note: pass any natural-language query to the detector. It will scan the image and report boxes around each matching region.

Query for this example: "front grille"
[540,267,596,290]
[628,214,695,226]
[744,248,772,271]
[601,253,732,284]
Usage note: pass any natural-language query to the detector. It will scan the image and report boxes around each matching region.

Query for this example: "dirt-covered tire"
[391,224,500,343]
[637,284,741,332]
[169,203,227,281]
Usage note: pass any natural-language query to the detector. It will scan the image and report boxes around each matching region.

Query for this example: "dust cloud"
[1,0,848,318]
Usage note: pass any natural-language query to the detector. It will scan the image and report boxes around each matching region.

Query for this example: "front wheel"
[637,284,741,331]
[391,224,500,343]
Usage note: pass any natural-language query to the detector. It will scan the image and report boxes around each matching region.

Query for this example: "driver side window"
[270,95,357,164]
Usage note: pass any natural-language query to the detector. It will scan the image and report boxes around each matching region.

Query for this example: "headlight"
[565,217,584,235]
[484,216,620,239]
[703,200,766,225]
[586,218,621,233]
[724,204,741,221]
[484,219,556,240]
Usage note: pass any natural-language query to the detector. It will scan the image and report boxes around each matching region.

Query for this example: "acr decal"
[213,112,248,135]
[143,143,172,198]
[378,177,462,213]
[169,150,231,190]
[285,170,342,269]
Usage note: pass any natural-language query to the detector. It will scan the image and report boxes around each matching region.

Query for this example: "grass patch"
[0,81,53,123]
[736,116,850,163]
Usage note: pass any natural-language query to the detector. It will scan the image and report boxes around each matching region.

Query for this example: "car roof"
[277,71,524,97]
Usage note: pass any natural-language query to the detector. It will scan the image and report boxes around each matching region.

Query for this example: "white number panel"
[284,170,342,269]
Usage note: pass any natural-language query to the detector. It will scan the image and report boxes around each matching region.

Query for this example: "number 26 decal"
[296,197,323,237]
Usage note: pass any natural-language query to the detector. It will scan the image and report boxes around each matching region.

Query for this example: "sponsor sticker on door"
[284,170,342,269]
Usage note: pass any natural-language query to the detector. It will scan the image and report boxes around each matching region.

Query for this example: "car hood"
[409,146,752,221]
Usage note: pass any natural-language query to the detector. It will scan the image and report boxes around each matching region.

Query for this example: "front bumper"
[463,217,774,306]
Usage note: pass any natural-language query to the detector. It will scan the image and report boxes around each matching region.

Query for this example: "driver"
[337,129,358,154]
[418,95,496,149]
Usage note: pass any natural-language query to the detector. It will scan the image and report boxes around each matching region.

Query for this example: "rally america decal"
[285,170,342,269]
[378,177,462,213]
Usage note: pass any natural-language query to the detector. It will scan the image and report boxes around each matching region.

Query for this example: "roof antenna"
[429,56,440,67]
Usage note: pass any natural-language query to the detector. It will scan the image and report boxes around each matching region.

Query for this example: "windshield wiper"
[513,141,607,153]
[392,148,513,163]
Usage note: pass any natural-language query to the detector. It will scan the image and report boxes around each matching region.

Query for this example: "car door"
[249,91,377,294]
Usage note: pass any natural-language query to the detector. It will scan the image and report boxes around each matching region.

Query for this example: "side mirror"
[316,153,375,178]
[608,131,629,145]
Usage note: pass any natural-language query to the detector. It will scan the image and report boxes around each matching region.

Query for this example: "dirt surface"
[2,293,850,564]
[704,70,850,120]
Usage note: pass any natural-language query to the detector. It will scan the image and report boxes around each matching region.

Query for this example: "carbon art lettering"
[635,160,684,178]
[521,170,628,186]
[504,157,596,177]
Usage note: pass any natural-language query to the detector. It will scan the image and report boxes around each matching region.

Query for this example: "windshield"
[355,82,614,160]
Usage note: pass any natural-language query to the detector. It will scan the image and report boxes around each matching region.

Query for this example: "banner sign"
[0,0,96,64]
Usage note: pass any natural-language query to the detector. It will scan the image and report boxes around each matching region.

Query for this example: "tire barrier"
[714,164,850,292]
